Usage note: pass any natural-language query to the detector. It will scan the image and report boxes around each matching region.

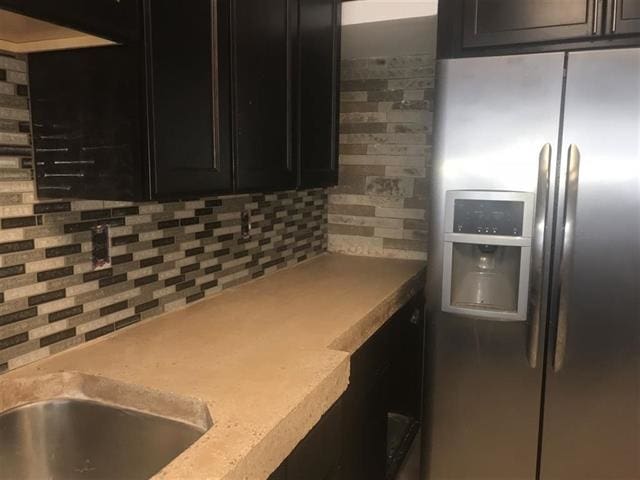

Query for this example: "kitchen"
[0,1,638,480]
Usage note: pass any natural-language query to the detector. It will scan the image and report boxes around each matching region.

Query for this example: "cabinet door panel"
[233,0,297,192]
[148,0,232,198]
[298,0,340,188]
[30,46,144,200]
[608,0,640,34]
[463,0,600,48]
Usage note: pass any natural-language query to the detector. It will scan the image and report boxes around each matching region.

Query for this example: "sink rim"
[0,371,213,433]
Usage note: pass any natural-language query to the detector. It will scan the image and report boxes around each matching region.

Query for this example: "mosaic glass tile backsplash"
[0,52,328,374]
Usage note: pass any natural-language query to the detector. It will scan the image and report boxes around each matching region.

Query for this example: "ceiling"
[341,0,438,26]
[0,9,113,53]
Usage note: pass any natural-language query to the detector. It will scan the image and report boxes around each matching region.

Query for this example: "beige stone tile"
[8,347,50,370]
[365,176,414,198]
[328,194,404,209]
[29,320,71,340]
[373,227,404,240]
[340,154,425,168]
[328,213,402,229]
[328,224,375,237]
[328,234,383,257]
[385,166,427,178]
[376,207,425,220]
[0,106,29,122]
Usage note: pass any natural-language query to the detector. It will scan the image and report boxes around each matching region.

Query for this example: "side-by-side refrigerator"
[422,48,640,479]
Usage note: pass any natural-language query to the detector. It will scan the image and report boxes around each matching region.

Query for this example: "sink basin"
[0,372,213,480]
[0,398,206,480]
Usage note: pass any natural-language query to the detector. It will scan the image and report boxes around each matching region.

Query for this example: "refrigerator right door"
[540,48,640,479]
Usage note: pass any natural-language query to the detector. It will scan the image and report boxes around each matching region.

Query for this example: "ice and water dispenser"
[442,191,535,321]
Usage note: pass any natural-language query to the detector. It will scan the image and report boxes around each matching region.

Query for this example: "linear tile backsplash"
[328,54,433,261]
[0,52,327,374]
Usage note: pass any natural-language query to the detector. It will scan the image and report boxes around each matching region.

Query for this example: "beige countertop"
[2,253,426,480]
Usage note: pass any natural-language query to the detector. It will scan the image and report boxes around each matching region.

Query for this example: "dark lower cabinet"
[269,293,425,480]
[298,0,340,188]
[607,0,640,34]
[232,0,298,192]
[268,399,344,480]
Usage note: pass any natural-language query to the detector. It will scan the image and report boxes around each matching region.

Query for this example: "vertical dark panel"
[232,0,298,192]
[298,0,340,188]
[30,45,145,200]
[147,0,232,198]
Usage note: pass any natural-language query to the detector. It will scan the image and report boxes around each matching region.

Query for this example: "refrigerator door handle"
[553,144,581,372]
[527,143,552,368]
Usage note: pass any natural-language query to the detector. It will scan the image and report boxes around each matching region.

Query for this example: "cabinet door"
[298,0,340,188]
[607,0,640,34]
[147,0,232,198]
[232,0,298,192]
[30,46,145,201]
[0,0,139,43]
[462,0,601,48]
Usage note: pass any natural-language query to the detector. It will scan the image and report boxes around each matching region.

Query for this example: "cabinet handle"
[592,0,600,34]
[553,145,581,373]
[210,0,221,171]
[527,144,552,369]
[612,0,619,32]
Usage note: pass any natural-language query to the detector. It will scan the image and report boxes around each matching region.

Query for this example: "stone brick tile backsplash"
[0,52,327,374]
[328,54,433,261]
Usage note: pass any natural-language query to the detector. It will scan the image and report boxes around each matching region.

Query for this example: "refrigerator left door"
[423,53,565,480]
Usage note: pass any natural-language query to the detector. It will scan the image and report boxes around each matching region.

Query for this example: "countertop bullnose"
[2,253,426,479]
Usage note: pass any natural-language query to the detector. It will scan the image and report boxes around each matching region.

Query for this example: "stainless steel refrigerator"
[422,49,640,479]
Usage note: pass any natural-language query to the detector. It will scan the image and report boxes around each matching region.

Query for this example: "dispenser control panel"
[453,199,524,236]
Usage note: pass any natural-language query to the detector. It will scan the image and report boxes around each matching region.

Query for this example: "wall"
[328,17,436,261]
[0,52,327,374]
[341,16,437,59]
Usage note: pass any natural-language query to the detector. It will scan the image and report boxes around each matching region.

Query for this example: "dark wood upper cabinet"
[18,0,340,200]
[29,45,145,200]
[28,0,232,201]
[462,0,601,48]
[147,0,232,198]
[606,0,640,35]
[232,0,298,192]
[438,0,640,58]
[298,0,341,189]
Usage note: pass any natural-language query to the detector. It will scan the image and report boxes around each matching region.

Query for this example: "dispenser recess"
[442,191,535,321]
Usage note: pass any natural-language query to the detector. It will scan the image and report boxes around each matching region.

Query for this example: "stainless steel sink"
[0,398,206,480]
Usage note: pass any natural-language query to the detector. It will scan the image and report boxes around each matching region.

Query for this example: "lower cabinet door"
[268,398,343,480]
[361,369,390,480]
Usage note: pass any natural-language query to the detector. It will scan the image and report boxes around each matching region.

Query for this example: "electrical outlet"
[241,209,251,239]
[91,224,111,270]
